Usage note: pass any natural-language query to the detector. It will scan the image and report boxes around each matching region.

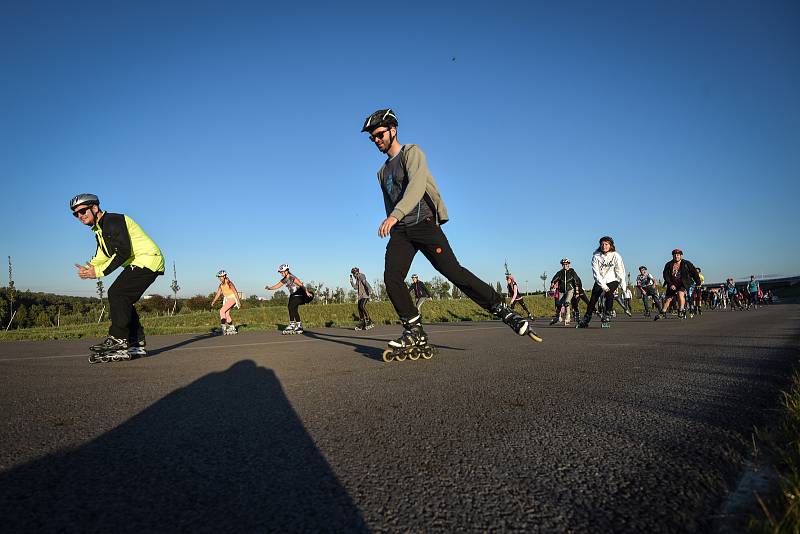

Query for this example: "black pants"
[357,298,371,321]
[585,281,620,317]
[510,297,531,315]
[288,292,313,322]
[385,220,501,320]
[571,291,590,317]
[108,266,161,340]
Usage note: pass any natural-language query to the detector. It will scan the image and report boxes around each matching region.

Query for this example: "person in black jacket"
[549,259,582,325]
[408,274,431,311]
[654,249,701,320]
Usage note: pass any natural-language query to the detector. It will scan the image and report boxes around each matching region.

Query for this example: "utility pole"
[96,279,105,323]
[6,256,15,331]
[170,261,180,315]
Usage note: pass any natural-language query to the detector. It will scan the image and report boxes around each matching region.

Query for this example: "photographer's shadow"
[0,360,368,532]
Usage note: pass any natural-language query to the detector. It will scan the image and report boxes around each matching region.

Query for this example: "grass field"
[4,283,795,342]
[747,369,800,533]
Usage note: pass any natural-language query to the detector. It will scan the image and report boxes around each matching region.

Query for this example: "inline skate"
[282,322,302,335]
[382,316,435,362]
[88,336,131,364]
[492,303,542,342]
[127,336,147,357]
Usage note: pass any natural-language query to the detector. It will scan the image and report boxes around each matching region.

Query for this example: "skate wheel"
[528,331,543,342]
[88,354,101,364]
[395,349,407,362]
[421,347,434,360]
[408,347,420,361]
[99,354,110,363]
[382,349,394,362]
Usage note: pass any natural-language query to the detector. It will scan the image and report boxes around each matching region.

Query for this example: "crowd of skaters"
[513,246,769,327]
[69,107,770,361]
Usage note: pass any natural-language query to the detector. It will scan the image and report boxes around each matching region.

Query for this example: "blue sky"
[2,1,798,298]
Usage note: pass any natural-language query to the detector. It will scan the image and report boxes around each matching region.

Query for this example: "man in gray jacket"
[361,108,541,359]
[350,267,374,330]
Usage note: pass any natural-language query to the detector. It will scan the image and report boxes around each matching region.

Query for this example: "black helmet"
[70,193,99,210]
[361,108,397,132]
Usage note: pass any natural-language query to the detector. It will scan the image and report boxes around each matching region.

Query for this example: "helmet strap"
[382,127,397,154]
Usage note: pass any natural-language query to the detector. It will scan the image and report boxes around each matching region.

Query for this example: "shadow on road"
[302,329,464,362]
[145,332,218,357]
[0,360,368,532]
[447,311,472,322]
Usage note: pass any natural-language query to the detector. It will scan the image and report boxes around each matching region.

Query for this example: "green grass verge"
[747,369,800,533]
[0,294,646,341]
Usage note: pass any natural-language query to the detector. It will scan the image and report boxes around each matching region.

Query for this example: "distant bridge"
[703,275,800,290]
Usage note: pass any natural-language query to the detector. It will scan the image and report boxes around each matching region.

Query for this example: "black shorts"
[665,285,687,298]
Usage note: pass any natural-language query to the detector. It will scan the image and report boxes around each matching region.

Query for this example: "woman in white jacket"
[577,236,627,328]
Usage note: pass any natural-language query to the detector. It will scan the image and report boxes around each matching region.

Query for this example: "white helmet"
[278,263,289,273]
[217,270,227,278]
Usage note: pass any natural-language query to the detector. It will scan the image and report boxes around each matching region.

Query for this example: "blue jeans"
[640,286,661,314]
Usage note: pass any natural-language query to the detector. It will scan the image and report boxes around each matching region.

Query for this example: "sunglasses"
[72,206,92,218]
[369,129,390,141]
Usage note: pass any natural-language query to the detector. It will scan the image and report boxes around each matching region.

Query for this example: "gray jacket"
[350,272,373,300]
[377,144,449,224]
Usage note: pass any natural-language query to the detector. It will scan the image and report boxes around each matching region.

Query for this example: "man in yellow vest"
[71,194,164,359]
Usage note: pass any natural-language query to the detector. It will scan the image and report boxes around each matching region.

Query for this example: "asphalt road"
[1,304,798,533]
